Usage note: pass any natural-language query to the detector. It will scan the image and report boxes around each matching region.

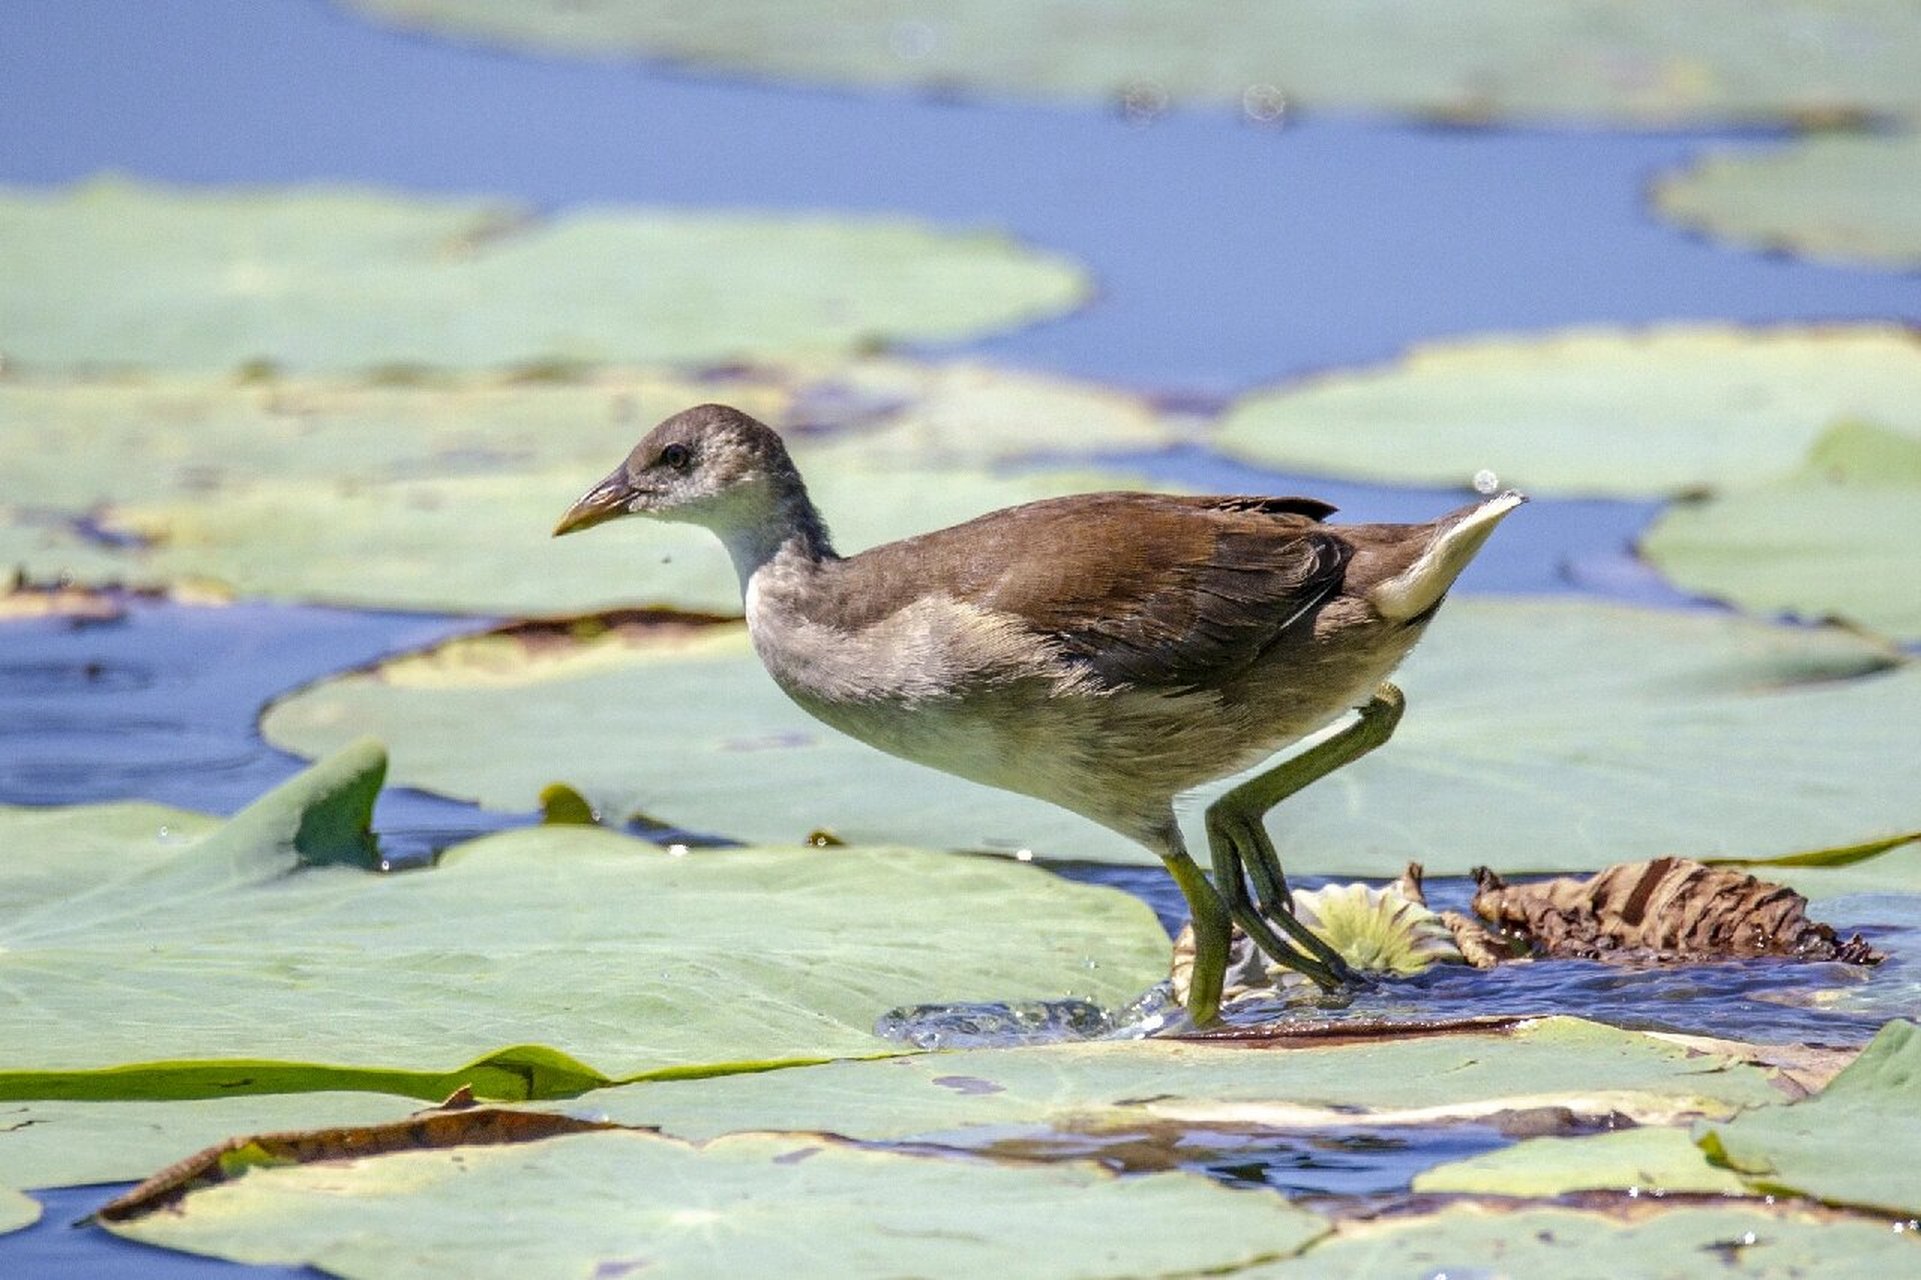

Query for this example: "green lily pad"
[1215,326,1921,498]
[1654,132,1921,269]
[340,0,1921,128]
[101,452,1156,616]
[0,741,1169,1098]
[0,1094,420,1191]
[0,366,1169,614]
[1411,1125,1749,1197]
[0,179,1085,373]
[0,1187,36,1237]
[105,1128,1328,1278]
[262,598,1921,875]
[1697,1019,1921,1216]
[1249,1204,1919,1278]
[567,1017,1788,1140]
[1642,422,1921,642]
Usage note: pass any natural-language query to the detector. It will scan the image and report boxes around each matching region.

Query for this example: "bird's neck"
[718,486,836,595]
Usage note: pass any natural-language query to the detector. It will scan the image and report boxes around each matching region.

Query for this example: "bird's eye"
[659,443,692,471]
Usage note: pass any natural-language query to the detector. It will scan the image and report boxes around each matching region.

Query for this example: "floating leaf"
[0,1187,36,1237]
[1471,858,1881,963]
[566,1018,1789,1142]
[1411,1125,1749,1197]
[1246,1203,1919,1278]
[1215,326,1921,498]
[1697,1019,1921,1216]
[341,0,1921,128]
[0,1094,419,1192]
[0,743,1169,1098]
[104,1128,1328,1279]
[0,180,1086,372]
[0,365,1170,614]
[1643,421,1921,642]
[1654,132,1921,269]
[263,598,1921,875]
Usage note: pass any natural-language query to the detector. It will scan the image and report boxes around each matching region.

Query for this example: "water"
[4,1186,311,1279]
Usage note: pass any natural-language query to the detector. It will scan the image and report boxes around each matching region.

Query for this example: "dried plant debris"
[1470,857,1882,965]
[1399,861,1522,969]
[97,1105,617,1222]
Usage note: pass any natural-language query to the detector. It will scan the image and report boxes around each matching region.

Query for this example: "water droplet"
[1014,848,1034,862]
[1117,79,1169,126]
[1241,84,1288,125]
[1473,468,1500,495]
[666,843,690,858]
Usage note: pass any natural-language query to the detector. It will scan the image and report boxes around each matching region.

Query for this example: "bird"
[555,404,1523,1023]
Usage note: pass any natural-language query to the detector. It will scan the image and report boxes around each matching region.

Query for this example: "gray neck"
[717,488,835,594]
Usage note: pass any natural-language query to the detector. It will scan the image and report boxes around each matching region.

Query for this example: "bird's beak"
[553,467,643,538]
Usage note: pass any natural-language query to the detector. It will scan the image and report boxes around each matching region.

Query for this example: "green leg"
[1203,682,1407,991]
[1159,842,1231,1026]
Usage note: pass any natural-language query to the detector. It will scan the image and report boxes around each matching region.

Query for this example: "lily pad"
[0,1094,419,1191]
[1214,326,1921,498]
[568,1017,1789,1141]
[262,598,1921,875]
[0,366,1169,614]
[0,1188,36,1237]
[0,179,1086,373]
[1642,422,1921,642]
[105,1128,1328,1279]
[1249,1203,1919,1277]
[0,741,1169,1098]
[1654,132,1921,269]
[340,0,1921,128]
[1697,1019,1921,1216]
[1411,1125,1749,1197]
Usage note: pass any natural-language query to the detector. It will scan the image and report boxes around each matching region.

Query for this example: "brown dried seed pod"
[1470,857,1881,964]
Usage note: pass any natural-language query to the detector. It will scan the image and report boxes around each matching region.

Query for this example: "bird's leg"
[1205,814,1350,991]
[1157,840,1232,1026]
[1203,682,1407,990]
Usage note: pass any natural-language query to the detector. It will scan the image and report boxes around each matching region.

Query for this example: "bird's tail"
[1366,490,1526,623]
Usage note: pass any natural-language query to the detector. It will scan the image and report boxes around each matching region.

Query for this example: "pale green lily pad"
[1655,132,1921,269]
[0,179,1085,373]
[1215,326,1921,498]
[0,1094,420,1191]
[0,741,1168,1097]
[262,598,1921,875]
[0,1187,37,1236]
[100,452,1155,616]
[1697,1020,1921,1216]
[341,0,1921,128]
[1249,1204,1919,1278]
[106,1128,1327,1279]
[1643,422,1921,642]
[568,1017,1788,1140]
[1411,1125,1749,1197]
[0,366,1170,614]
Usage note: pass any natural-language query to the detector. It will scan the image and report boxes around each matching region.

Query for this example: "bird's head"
[553,404,802,538]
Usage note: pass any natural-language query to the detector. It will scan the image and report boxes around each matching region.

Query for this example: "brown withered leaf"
[1470,857,1881,965]
[1397,863,1517,969]
[96,1105,618,1222]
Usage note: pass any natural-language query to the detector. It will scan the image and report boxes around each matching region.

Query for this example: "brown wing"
[820,492,1351,692]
